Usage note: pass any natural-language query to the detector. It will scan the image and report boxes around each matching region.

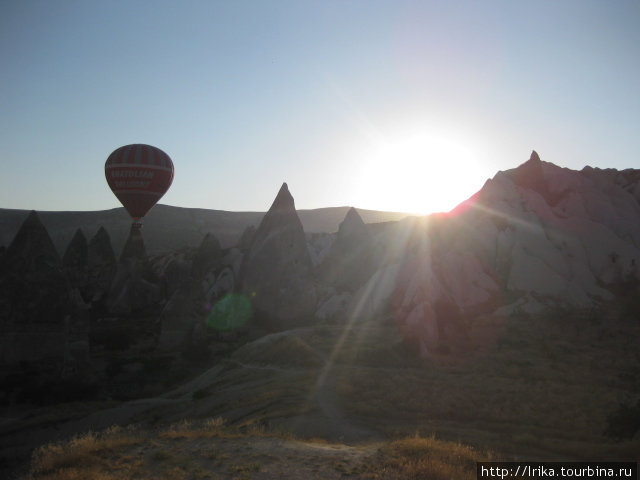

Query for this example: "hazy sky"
[2,1,639,215]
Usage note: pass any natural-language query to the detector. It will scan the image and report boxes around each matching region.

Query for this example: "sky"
[1,0,639,215]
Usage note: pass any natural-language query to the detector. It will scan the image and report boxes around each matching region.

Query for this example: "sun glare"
[354,130,486,214]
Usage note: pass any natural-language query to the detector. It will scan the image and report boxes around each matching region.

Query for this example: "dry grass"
[373,434,490,480]
[22,419,497,480]
[29,425,142,478]
[157,417,227,439]
[22,417,302,480]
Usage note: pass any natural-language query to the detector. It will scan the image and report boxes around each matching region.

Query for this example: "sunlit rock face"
[466,151,640,303]
[357,151,640,354]
[240,183,317,328]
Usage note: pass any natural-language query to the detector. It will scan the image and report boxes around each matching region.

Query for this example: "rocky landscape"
[1,151,639,478]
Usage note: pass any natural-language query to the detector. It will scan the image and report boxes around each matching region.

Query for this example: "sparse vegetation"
[375,435,488,480]
[29,425,142,478]
[22,420,494,480]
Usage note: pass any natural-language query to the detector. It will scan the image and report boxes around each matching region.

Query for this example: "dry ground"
[22,419,489,480]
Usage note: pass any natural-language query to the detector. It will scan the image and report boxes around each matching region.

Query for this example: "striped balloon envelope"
[105,144,174,222]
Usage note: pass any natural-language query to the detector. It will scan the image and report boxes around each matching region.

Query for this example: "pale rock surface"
[358,151,640,353]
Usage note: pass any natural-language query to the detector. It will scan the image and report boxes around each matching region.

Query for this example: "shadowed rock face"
[192,233,222,280]
[336,207,369,249]
[241,183,317,328]
[120,224,147,262]
[81,227,117,304]
[237,224,256,251]
[0,211,70,364]
[318,207,377,292]
[63,229,88,269]
[88,226,116,268]
[3,210,61,272]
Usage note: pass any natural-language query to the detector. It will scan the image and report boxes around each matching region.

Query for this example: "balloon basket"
[131,221,143,230]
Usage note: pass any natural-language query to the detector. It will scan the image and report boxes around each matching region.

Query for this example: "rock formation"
[2,210,61,271]
[0,211,70,364]
[240,183,317,328]
[62,228,88,269]
[120,224,146,262]
[2,152,639,393]
[191,232,222,280]
[158,279,202,351]
[237,224,256,251]
[318,207,376,292]
[83,226,117,304]
[88,226,116,267]
[351,151,640,354]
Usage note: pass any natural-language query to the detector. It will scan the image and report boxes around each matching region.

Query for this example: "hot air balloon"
[104,144,174,227]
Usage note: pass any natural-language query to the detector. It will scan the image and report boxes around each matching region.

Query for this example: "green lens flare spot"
[205,294,252,331]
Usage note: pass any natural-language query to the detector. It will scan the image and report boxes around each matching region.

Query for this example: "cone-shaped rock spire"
[318,207,375,292]
[88,226,116,268]
[507,149,547,194]
[529,150,541,162]
[336,207,369,246]
[192,232,222,279]
[63,229,88,269]
[241,182,316,328]
[255,182,305,235]
[4,210,60,271]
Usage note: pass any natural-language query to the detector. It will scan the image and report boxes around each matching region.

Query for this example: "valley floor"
[3,310,640,478]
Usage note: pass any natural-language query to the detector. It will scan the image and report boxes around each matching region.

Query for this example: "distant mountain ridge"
[0,204,412,257]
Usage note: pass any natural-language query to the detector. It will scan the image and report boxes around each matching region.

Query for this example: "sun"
[354,129,486,214]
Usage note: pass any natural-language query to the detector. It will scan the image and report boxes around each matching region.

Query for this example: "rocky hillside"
[2,151,639,375]
[323,151,640,354]
[2,153,640,476]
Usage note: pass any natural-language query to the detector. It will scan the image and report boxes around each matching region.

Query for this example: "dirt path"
[152,435,384,480]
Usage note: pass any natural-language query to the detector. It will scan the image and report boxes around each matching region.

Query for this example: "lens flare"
[205,294,252,331]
